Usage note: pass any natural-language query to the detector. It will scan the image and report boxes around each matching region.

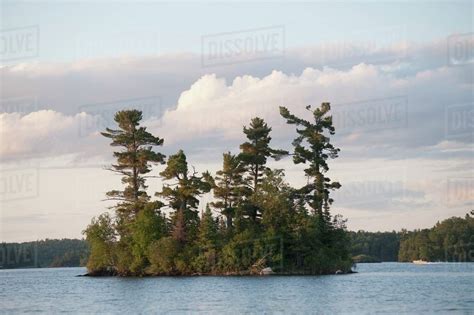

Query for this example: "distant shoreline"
[2,211,473,271]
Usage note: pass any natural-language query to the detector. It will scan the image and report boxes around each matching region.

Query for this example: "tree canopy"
[83,104,354,276]
[398,212,474,262]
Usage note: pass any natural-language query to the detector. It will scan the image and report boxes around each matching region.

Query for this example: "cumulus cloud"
[0,110,109,162]
[1,54,471,164]
[1,38,468,117]
[0,38,472,238]
[150,62,471,159]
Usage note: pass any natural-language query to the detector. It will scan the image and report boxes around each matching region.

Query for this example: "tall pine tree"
[157,150,212,243]
[211,152,248,230]
[238,117,287,222]
[101,110,165,222]
[279,103,340,222]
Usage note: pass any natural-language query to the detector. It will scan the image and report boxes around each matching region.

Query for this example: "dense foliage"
[83,104,353,276]
[0,239,88,269]
[398,212,474,262]
[3,212,472,269]
[349,231,400,262]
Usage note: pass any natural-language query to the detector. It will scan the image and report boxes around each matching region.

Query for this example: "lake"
[1,263,473,314]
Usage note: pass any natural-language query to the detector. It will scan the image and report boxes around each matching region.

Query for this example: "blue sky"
[2,1,473,62]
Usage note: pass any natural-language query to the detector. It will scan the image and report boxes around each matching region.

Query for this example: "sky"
[0,1,473,242]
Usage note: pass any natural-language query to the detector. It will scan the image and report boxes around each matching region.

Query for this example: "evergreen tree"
[255,169,296,270]
[280,103,352,272]
[279,104,340,223]
[257,169,293,237]
[198,204,218,248]
[85,109,166,275]
[130,202,167,272]
[238,117,287,221]
[157,150,212,243]
[82,106,359,276]
[398,211,474,262]
[101,110,165,223]
[211,152,248,230]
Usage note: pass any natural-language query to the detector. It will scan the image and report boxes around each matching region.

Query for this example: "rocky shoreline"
[80,268,357,277]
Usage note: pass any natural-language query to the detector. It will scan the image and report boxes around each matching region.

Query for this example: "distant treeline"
[2,212,472,269]
[4,235,395,269]
[0,239,88,269]
[349,231,400,262]
[349,212,474,263]
[398,212,474,262]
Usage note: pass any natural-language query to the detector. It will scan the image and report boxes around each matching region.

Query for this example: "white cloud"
[1,57,471,162]
[1,39,472,239]
[150,62,470,156]
[156,64,389,144]
[0,38,466,117]
[0,110,109,161]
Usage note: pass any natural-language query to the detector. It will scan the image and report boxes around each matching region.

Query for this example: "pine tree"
[97,109,166,275]
[198,204,218,248]
[83,106,356,276]
[130,202,167,272]
[101,110,165,223]
[157,150,212,243]
[238,117,287,221]
[279,104,341,222]
[191,204,219,273]
[280,103,351,273]
[211,152,248,230]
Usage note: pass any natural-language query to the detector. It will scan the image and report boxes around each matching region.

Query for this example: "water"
[1,263,473,314]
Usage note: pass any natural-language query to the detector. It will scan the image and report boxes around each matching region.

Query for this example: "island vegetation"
[1,212,472,269]
[2,105,471,273]
[83,103,354,276]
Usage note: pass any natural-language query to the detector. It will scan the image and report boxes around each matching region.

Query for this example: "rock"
[84,267,117,277]
[260,267,274,275]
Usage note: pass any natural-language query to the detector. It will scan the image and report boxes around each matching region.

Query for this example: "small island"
[83,103,355,276]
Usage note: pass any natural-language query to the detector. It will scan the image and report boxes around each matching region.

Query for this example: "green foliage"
[148,237,180,274]
[198,205,218,248]
[157,150,212,243]
[83,106,357,276]
[279,103,352,273]
[211,152,247,230]
[101,109,165,223]
[398,212,474,262]
[220,229,258,272]
[83,213,116,273]
[239,117,288,189]
[0,239,88,269]
[257,169,293,236]
[279,103,341,219]
[129,203,167,273]
[85,110,170,275]
[349,231,400,261]
[238,117,288,222]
